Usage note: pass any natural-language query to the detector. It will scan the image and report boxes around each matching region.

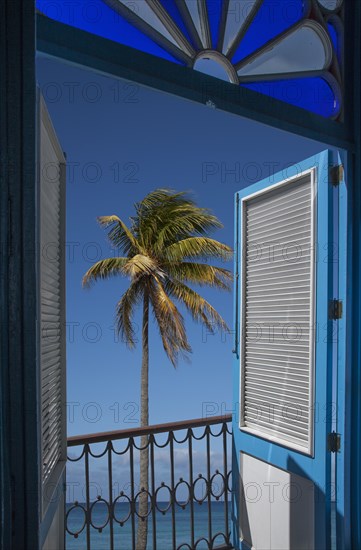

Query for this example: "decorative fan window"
[36,0,343,118]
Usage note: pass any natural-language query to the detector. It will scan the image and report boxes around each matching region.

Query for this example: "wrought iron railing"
[66,414,232,550]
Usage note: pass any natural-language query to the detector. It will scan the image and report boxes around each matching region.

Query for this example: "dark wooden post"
[0,1,39,548]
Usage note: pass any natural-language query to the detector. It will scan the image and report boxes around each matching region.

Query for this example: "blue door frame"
[334,151,350,549]
[232,150,349,549]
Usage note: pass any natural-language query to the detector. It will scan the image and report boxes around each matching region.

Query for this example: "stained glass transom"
[36,0,344,118]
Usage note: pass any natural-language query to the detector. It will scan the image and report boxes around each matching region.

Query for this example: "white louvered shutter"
[240,171,315,453]
[39,96,67,494]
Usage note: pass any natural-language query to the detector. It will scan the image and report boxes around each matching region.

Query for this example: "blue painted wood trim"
[0,1,39,548]
[350,3,361,547]
[232,192,241,549]
[36,13,355,151]
[335,150,351,549]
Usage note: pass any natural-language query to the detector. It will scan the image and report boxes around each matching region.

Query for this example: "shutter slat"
[247,270,310,283]
[42,385,61,405]
[42,364,61,383]
[247,209,311,232]
[245,380,310,399]
[245,374,309,390]
[41,280,61,294]
[41,259,61,280]
[247,178,310,212]
[245,390,309,408]
[246,341,310,352]
[247,307,310,313]
[244,418,309,441]
[245,409,309,432]
[245,405,309,427]
[246,247,311,264]
[246,234,311,250]
[241,173,314,450]
[246,366,309,381]
[243,393,309,411]
[245,360,310,371]
[246,221,311,241]
[247,198,311,224]
[244,338,309,348]
[247,289,310,298]
[246,315,310,320]
[245,326,310,335]
[245,256,310,272]
[41,341,61,355]
[245,357,310,369]
[41,294,61,307]
[246,349,310,363]
[41,356,61,375]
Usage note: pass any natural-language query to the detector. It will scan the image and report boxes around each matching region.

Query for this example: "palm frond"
[82,257,128,288]
[133,189,223,251]
[166,262,232,290]
[132,189,186,236]
[153,208,223,251]
[134,189,189,220]
[123,254,162,279]
[98,215,140,255]
[149,277,191,366]
[116,278,144,348]
[165,279,229,333]
[164,237,233,262]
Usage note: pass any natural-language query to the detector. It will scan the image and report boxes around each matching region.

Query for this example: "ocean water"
[66,501,231,550]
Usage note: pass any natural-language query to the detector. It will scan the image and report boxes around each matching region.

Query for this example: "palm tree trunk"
[136,289,149,550]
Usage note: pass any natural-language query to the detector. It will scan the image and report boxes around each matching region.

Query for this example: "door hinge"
[329,299,343,320]
[329,164,344,186]
[328,431,341,453]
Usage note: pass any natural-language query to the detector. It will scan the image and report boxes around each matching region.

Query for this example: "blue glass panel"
[232,0,307,65]
[327,22,341,64]
[241,77,340,118]
[36,0,185,65]
[206,0,223,49]
[158,0,194,46]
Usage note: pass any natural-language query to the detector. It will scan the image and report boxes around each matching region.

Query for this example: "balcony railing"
[66,414,233,550]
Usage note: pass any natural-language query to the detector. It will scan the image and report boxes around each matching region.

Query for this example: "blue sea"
[66,501,231,549]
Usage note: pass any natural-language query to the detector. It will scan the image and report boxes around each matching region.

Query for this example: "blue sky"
[36,54,327,440]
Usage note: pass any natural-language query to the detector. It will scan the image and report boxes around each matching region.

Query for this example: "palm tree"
[82,189,233,549]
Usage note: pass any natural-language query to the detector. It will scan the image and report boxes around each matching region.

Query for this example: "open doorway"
[36,53,341,550]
